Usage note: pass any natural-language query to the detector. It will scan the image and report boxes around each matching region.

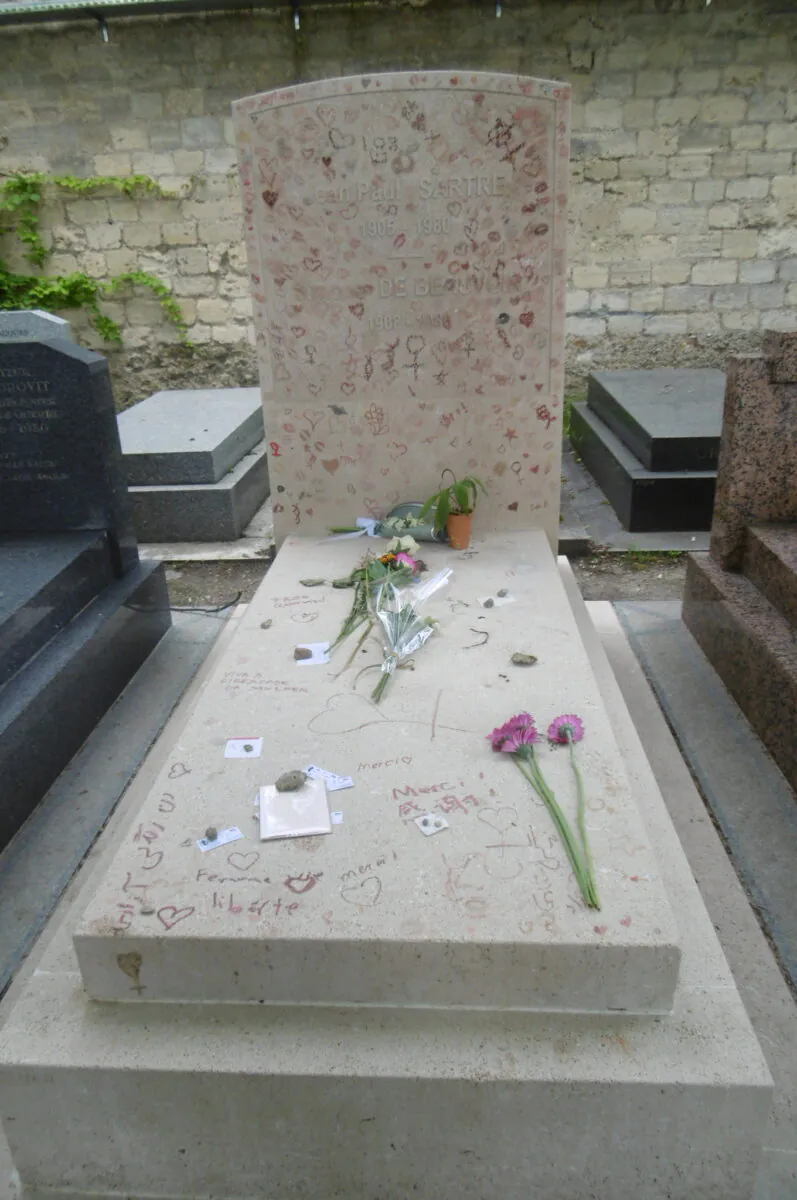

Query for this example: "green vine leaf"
[0,170,189,346]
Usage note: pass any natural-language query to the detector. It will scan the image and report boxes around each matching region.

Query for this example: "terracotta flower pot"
[446,512,473,550]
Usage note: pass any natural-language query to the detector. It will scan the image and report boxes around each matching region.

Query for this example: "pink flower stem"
[567,734,599,909]
[513,756,599,910]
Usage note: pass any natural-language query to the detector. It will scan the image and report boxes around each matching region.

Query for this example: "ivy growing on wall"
[0,171,191,345]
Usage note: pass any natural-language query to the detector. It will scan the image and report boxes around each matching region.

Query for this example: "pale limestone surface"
[75,532,679,1013]
[0,558,770,1200]
[234,72,570,546]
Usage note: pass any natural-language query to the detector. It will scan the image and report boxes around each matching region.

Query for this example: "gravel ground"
[164,560,272,609]
[569,551,689,602]
[161,550,691,609]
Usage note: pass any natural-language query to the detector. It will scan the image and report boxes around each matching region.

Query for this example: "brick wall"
[1,0,796,398]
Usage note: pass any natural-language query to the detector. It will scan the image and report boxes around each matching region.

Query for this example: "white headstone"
[234,72,570,546]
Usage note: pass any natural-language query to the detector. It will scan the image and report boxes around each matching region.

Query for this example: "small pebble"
[299,578,325,587]
[497,588,509,598]
[483,598,495,608]
[204,826,218,842]
[140,905,156,916]
[261,619,273,630]
[294,646,313,660]
[275,770,307,793]
[511,652,538,667]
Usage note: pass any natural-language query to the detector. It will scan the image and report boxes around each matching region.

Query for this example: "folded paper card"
[259,777,332,841]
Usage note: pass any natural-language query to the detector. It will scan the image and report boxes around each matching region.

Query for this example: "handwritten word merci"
[393,782,481,820]
[392,782,464,800]
[358,757,412,771]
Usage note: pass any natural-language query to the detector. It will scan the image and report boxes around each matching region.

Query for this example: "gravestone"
[0,339,137,575]
[683,332,797,790]
[569,369,724,532]
[0,309,73,342]
[586,369,724,471]
[0,326,170,849]
[233,71,569,545]
[119,388,264,485]
[117,387,270,542]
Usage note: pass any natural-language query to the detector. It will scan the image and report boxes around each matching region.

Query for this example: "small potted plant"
[419,471,486,550]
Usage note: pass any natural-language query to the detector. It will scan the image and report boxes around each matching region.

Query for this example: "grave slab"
[0,309,73,341]
[570,402,716,532]
[0,532,113,686]
[235,72,570,546]
[128,441,270,542]
[743,524,797,629]
[587,369,725,472]
[76,531,680,1015]
[118,388,264,486]
[0,560,170,850]
[0,558,771,1200]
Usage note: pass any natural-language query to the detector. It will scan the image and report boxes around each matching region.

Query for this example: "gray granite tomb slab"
[128,440,269,542]
[118,389,264,486]
[587,369,725,472]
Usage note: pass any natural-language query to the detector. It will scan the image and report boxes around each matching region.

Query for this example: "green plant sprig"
[418,470,487,533]
[0,170,189,344]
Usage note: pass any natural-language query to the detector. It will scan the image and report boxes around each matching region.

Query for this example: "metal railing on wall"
[0,0,507,31]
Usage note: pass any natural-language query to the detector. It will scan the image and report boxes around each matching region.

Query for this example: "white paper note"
[197,827,244,852]
[295,642,331,667]
[305,763,354,791]
[414,813,449,837]
[224,737,263,758]
[478,594,517,609]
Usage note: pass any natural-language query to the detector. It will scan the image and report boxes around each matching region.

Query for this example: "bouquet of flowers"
[368,566,451,702]
[330,539,425,653]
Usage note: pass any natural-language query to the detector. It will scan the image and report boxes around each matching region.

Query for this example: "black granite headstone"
[0,339,137,576]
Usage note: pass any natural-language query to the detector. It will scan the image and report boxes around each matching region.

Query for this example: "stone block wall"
[1,0,796,400]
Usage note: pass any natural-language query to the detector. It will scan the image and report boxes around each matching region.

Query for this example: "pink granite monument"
[233,72,570,545]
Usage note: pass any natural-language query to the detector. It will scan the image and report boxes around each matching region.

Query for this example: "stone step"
[570,403,716,532]
[0,532,114,687]
[587,368,724,472]
[0,561,171,851]
[118,388,264,486]
[0,555,771,1200]
[682,553,797,794]
[129,440,270,542]
[74,531,680,1015]
[743,524,797,629]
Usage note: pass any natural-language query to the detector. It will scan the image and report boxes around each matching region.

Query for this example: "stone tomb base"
[128,442,270,542]
[117,389,270,542]
[0,535,771,1200]
[570,370,724,532]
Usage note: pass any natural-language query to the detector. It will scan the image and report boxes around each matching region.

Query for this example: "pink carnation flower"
[487,712,539,752]
[394,552,418,570]
[547,714,585,745]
